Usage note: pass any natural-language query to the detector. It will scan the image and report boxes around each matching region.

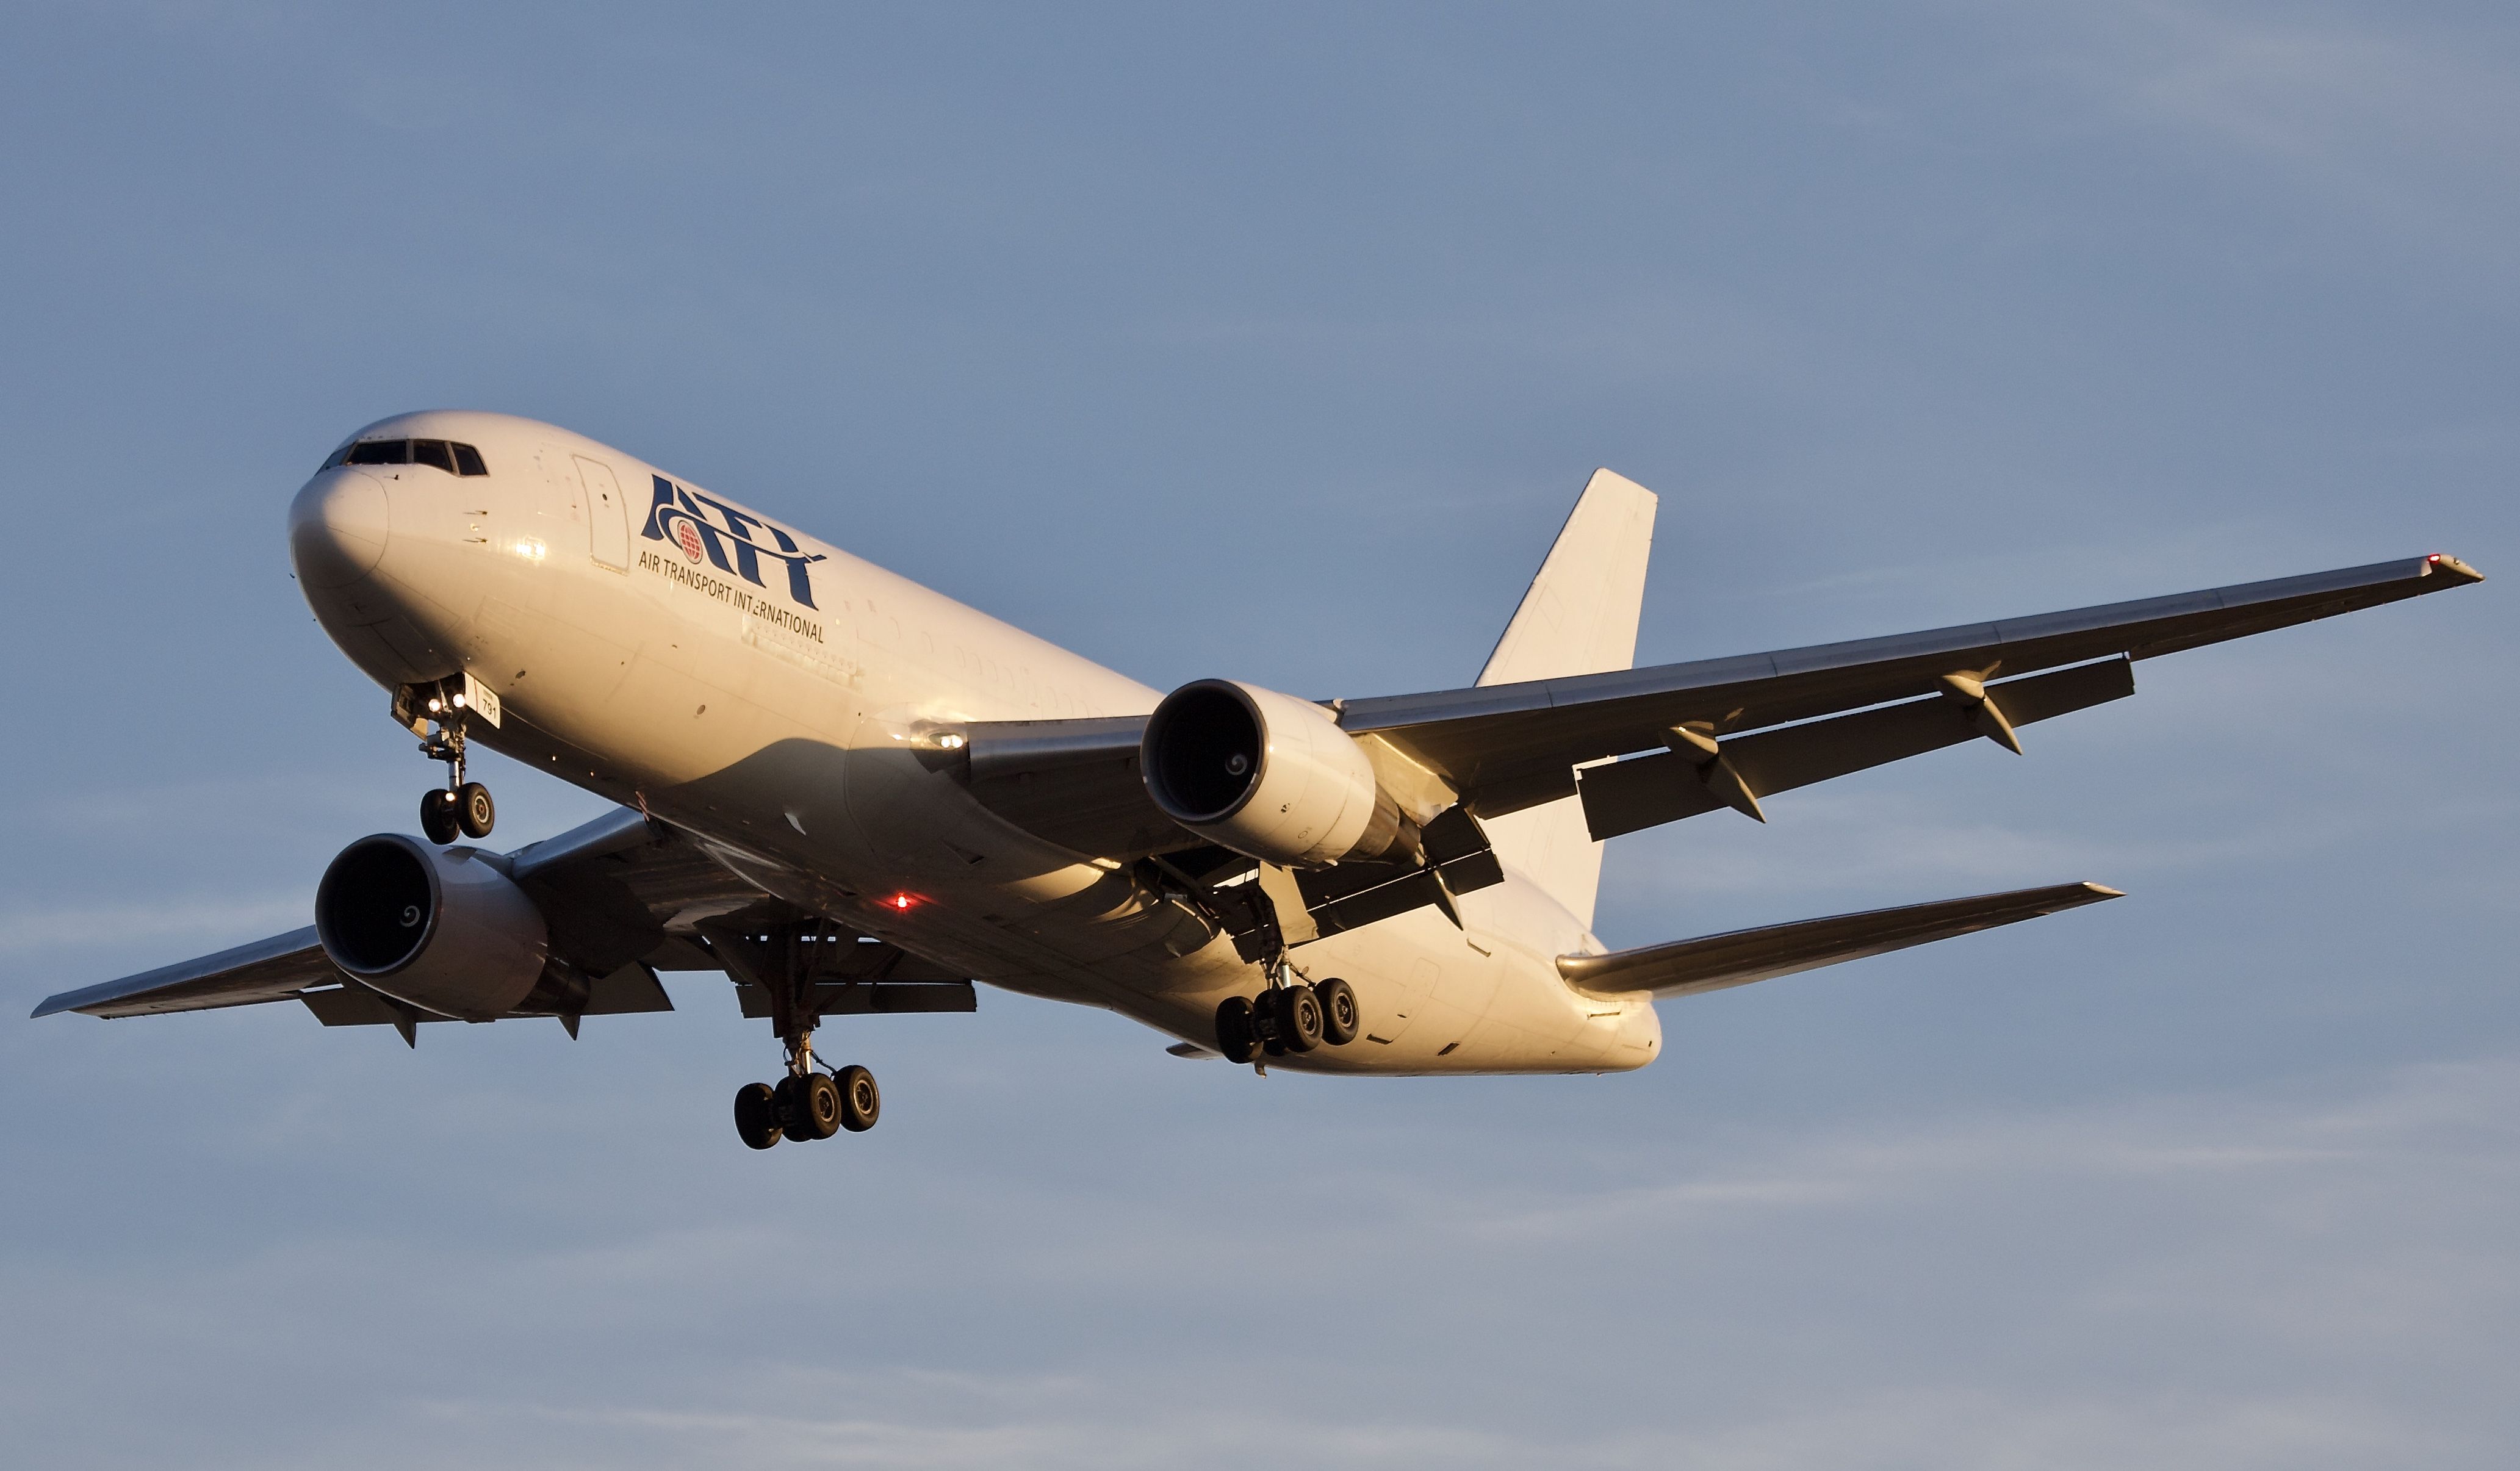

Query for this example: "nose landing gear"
[398,679,495,844]
[419,782,494,844]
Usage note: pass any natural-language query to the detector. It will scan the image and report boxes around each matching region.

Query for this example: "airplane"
[32,411,2484,1148]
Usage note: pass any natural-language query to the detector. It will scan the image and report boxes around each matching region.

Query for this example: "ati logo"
[641,477,827,608]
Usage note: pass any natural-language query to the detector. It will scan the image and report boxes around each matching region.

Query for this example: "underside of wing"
[32,807,977,1038]
[31,927,336,1019]
[952,715,1185,860]
[1557,881,2125,999]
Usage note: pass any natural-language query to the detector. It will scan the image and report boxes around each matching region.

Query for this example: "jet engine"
[1141,679,1410,866]
[314,833,551,1020]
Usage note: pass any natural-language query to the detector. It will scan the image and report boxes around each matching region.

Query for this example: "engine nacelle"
[315,834,551,1020]
[1142,679,1408,866]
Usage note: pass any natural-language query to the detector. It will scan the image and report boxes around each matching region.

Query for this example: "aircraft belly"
[1051,903,1661,1076]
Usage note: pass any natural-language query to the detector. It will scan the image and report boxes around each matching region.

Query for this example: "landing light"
[426,697,443,713]
[450,693,466,709]
[936,732,967,750]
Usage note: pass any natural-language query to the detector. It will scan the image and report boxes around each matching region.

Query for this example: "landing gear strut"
[719,922,883,1150]
[401,678,494,844]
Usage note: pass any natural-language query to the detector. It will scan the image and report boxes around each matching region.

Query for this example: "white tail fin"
[1474,469,1657,929]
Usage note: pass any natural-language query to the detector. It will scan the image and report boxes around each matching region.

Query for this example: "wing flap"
[1577,656,2134,839]
[1558,881,2123,999]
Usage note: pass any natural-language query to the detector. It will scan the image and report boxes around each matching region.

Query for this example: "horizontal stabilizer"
[1556,881,2123,999]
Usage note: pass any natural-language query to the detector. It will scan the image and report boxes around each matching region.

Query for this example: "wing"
[1347,553,2483,820]
[1557,881,2123,999]
[945,552,2482,859]
[31,807,971,1036]
[32,927,334,1019]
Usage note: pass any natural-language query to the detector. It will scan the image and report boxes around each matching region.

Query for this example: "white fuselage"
[285,411,1662,1074]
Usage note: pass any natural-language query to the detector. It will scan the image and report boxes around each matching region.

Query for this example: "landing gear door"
[574,455,632,572]
[460,671,502,728]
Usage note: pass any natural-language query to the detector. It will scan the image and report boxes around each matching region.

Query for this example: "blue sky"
[1,4,2512,1466]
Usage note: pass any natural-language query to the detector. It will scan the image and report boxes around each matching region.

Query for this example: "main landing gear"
[734,1059,879,1150]
[403,678,494,845]
[1213,972,1361,1065]
[722,923,884,1151]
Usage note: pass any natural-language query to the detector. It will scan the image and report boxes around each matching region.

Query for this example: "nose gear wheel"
[420,788,461,845]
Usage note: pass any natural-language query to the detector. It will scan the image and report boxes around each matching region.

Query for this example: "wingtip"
[2426,553,2485,584]
[2081,882,2127,899]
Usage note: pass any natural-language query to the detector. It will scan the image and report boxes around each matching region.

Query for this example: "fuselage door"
[574,455,631,572]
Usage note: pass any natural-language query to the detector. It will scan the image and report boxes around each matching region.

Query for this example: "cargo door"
[574,455,631,571]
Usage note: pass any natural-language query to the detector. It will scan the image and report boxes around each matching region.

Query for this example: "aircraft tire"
[456,782,495,838]
[1314,978,1359,1046]
[420,789,461,845]
[1278,985,1323,1052]
[1214,996,1258,1063]
[835,1064,880,1132]
[770,1075,799,1134]
[734,1082,782,1149]
[789,1072,842,1140]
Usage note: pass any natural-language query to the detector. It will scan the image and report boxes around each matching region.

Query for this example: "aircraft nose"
[289,468,391,588]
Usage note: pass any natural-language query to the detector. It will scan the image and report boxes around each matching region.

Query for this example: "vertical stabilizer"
[1474,469,1657,929]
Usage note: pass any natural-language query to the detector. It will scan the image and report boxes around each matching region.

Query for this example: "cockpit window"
[321,438,492,475]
